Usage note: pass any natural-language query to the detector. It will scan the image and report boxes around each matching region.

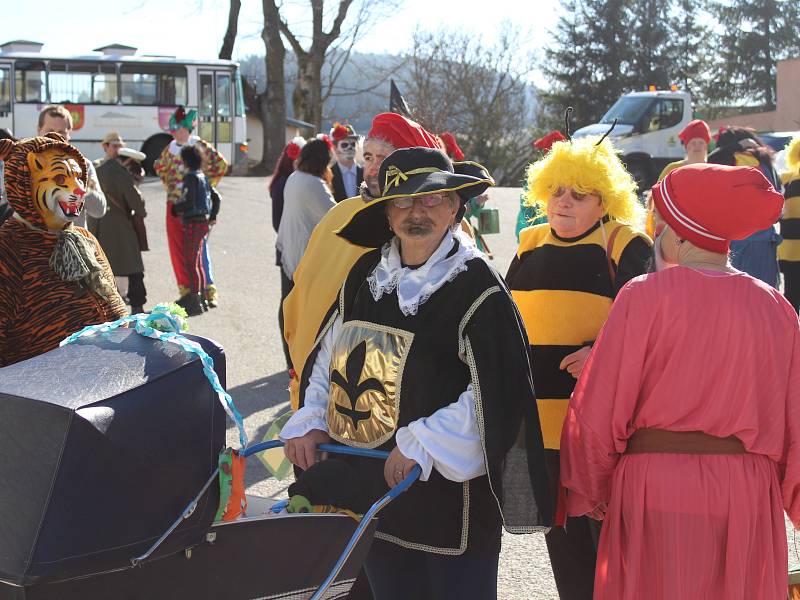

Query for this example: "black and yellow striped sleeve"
[780,178,800,264]
[614,235,652,293]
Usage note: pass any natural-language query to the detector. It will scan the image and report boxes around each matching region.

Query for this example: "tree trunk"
[219,0,242,60]
[292,53,325,128]
[761,7,775,110]
[261,0,287,172]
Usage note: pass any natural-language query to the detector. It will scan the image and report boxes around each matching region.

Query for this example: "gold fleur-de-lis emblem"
[330,340,386,428]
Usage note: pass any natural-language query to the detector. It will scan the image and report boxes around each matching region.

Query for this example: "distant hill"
[239,50,409,134]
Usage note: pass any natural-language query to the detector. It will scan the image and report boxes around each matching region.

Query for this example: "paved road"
[137,177,800,598]
[139,177,558,599]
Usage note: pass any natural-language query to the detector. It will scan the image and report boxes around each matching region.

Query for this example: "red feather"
[332,123,350,141]
[532,130,567,153]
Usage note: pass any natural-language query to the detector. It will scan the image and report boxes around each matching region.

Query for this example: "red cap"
[367,112,440,150]
[651,163,783,253]
[532,130,567,154]
[678,119,711,145]
[440,132,465,161]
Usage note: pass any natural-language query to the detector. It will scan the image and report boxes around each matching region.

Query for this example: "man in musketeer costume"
[282,113,442,410]
[280,147,551,598]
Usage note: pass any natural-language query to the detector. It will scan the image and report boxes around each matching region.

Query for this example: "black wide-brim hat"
[337,147,494,248]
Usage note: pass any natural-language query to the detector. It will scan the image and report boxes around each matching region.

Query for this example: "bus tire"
[141,134,172,176]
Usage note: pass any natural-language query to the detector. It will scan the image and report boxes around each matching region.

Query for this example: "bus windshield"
[600,97,654,125]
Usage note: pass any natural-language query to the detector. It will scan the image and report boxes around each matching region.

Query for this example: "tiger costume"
[0,134,126,367]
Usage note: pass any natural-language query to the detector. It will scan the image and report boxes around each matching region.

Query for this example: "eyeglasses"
[553,186,596,201]
[389,194,445,209]
[338,141,355,149]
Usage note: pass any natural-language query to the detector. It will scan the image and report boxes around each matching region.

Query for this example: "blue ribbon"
[60,311,248,448]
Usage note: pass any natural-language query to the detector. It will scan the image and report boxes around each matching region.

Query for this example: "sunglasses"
[389,194,445,209]
[337,141,356,149]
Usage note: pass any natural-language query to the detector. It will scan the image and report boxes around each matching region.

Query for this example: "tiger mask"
[28,148,86,231]
[0,134,88,232]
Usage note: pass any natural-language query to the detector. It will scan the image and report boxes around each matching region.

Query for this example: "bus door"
[197,70,233,165]
[0,62,12,134]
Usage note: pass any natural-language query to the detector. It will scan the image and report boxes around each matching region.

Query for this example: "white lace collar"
[367,228,484,316]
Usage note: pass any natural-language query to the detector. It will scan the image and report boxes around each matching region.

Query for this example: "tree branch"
[321,0,355,48]
[278,13,307,57]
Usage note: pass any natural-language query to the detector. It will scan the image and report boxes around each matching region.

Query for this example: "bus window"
[14,60,46,103]
[120,65,187,105]
[216,72,231,143]
[198,72,214,142]
[48,63,117,104]
[0,67,10,112]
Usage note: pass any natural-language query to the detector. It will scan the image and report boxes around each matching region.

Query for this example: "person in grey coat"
[93,148,148,313]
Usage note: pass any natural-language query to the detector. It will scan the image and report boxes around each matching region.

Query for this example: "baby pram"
[0,327,418,599]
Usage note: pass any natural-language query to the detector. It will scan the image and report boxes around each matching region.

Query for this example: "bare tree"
[270,0,397,128]
[219,0,242,60]
[278,1,354,128]
[249,0,397,168]
[404,24,538,186]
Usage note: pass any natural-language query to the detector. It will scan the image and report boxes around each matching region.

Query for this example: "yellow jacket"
[283,197,372,409]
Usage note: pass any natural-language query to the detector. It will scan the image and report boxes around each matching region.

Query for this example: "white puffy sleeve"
[395,384,485,482]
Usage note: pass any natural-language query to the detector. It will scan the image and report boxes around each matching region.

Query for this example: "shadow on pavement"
[228,371,291,420]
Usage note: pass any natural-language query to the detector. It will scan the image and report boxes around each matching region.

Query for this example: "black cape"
[298,245,551,553]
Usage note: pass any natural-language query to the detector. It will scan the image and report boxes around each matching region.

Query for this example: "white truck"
[572,89,693,190]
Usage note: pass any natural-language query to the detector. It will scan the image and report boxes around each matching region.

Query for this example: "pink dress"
[560,266,800,600]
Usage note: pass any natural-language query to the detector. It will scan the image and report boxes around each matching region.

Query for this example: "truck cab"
[573,89,693,190]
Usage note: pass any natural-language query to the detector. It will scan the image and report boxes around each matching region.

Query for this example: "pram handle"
[244,439,421,600]
[242,439,391,460]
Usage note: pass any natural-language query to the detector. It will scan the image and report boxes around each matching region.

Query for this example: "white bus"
[0,41,247,173]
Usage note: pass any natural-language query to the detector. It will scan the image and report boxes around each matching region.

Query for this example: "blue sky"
[5,0,560,67]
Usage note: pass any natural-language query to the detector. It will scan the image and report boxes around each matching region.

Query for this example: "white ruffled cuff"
[279,406,328,440]
[395,426,434,481]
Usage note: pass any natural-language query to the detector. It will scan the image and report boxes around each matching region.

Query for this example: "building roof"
[93,44,138,51]
[287,117,315,130]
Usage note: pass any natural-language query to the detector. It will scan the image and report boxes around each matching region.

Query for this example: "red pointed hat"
[678,119,711,145]
[367,112,440,150]
[651,163,783,253]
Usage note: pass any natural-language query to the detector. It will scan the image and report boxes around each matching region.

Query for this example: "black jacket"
[174,171,213,223]
[331,162,363,203]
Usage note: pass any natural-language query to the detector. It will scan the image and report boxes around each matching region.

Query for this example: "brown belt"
[625,428,746,455]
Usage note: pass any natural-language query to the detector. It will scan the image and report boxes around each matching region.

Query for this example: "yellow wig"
[786,135,800,174]
[525,136,644,228]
